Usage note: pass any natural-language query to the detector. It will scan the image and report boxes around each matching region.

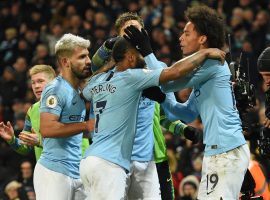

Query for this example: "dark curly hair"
[185,5,225,49]
[115,12,144,34]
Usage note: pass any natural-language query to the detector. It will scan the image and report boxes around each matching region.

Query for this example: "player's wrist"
[199,49,210,58]
[81,121,88,132]
[7,135,16,144]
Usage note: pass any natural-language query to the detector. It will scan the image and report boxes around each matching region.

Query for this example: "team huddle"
[0,5,250,200]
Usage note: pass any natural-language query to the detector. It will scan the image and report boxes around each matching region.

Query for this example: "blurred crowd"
[0,0,270,199]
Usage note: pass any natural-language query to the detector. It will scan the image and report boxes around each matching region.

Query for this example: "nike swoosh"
[207,191,214,195]
[136,45,140,50]
[72,102,77,105]
[166,178,171,182]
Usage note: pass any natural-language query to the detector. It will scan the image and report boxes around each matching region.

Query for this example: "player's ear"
[126,51,135,62]
[59,56,70,68]
[199,35,207,45]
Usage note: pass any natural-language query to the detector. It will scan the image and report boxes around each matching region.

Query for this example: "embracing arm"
[40,112,94,138]
[159,49,224,84]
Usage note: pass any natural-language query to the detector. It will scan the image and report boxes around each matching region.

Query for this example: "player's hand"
[0,121,15,142]
[206,48,226,65]
[183,126,201,144]
[123,25,153,57]
[85,119,95,132]
[104,36,119,51]
[142,86,166,103]
[19,129,40,147]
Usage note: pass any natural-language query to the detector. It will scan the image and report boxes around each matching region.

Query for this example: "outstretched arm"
[0,121,32,155]
[159,48,225,84]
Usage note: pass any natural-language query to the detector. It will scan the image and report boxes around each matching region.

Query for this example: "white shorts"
[34,162,86,200]
[80,156,127,200]
[198,144,250,200]
[126,160,161,200]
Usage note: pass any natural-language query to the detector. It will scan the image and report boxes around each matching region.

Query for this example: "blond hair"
[29,65,56,80]
[55,33,90,58]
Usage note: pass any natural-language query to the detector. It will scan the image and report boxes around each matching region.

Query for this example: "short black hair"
[185,5,225,49]
[258,47,270,72]
[112,37,135,62]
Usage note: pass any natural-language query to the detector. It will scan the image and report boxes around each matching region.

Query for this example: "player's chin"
[81,70,92,78]
[34,92,41,99]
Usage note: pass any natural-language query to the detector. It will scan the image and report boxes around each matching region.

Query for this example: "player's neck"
[115,60,135,72]
[61,71,80,89]
[115,64,129,72]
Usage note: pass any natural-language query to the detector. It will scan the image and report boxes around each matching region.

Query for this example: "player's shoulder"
[202,59,231,78]
[32,101,40,110]
[44,76,67,94]
[124,68,149,76]
[89,72,107,83]
[203,59,226,67]
[43,76,59,90]
[26,101,39,116]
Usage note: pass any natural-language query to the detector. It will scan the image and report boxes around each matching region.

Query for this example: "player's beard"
[70,63,91,79]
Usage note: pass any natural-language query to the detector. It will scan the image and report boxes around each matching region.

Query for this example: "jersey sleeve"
[125,68,163,91]
[161,91,199,123]
[160,115,187,137]
[81,138,90,156]
[82,80,94,102]
[7,136,32,155]
[91,45,111,73]
[23,106,32,132]
[40,85,65,116]
[144,53,167,69]
[7,106,34,155]
[161,59,223,92]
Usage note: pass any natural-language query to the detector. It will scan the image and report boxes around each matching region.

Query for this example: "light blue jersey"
[82,68,163,171]
[145,54,246,156]
[39,76,86,178]
[131,61,167,161]
[131,96,155,161]
[91,46,164,162]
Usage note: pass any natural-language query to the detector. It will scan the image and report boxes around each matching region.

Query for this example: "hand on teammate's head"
[104,36,120,51]
[123,25,153,57]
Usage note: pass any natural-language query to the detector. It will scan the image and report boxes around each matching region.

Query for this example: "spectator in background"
[40,23,63,56]
[19,161,34,190]
[16,39,32,64]
[12,57,28,98]
[248,157,270,199]
[4,180,28,200]
[0,67,21,122]
[31,44,54,67]
[0,27,18,66]
[178,175,199,200]
[18,160,35,200]
[250,10,269,56]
